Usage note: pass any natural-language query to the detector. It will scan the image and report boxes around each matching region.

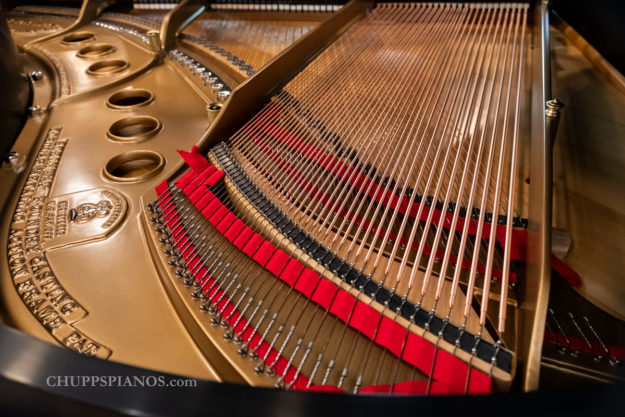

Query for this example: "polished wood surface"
[551,25,625,321]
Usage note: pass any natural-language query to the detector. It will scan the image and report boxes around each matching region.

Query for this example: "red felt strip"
[293,268,321,297]
[175,170,197,189]
[206,169,226,186]
[328,291,357,324]
[196,190,216,211]
[550,253,582,287]
[233,227,255,249]
[187,167,217,200]
[247,125,514,282]
[403,332,436,375]
[349,302,380,341]
[610,346,625,361]
[209,204,229,226]
[177,145,210,173]
[281,259,305,287]
[172,180,492,394]
[216,212,237,234]
[242,233,264,257]
[311,278,339,310]
[252,241,276,266]
[304,385,346,393]
[375,317,406,357]
[201,198,222,218]
[224,219,246,242]
[155,180,169,196]
[266,249,290,277]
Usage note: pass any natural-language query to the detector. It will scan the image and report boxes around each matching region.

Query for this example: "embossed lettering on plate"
[6,127,126,360]
[43,188,127,250]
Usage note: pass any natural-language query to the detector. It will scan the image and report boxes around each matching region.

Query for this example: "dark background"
[553,0,625,75]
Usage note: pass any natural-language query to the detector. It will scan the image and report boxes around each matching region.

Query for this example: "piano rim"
[0,324,624,416]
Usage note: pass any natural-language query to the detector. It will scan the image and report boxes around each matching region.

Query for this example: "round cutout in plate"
[61,31,96,44]
[103,150,165,183]
[106,116,162,143]
[77,43,116,58]
[106,89,155,110]
[87,59,129,77]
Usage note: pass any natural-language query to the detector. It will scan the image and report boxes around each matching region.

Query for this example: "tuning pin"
[217,90,230,102]
[237,345,249,357]
[223,328,234,341]
[147,30,161,53]
[210,314,222,327]
[254,362,266,375]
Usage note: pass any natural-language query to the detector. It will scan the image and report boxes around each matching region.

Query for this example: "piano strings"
[152,1,529,394]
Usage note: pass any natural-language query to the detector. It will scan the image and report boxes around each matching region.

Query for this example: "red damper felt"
[177,146,210,173]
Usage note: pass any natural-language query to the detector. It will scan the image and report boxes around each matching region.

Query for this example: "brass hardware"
[206,103,223,123]
[106,116,162,142]
[546,98,564,146]
[76,43,116,58]
[106,89,155,110]
[86,59,129,76]
[103,150,165,183]
[545,98,564,118]
[147,30,162,53]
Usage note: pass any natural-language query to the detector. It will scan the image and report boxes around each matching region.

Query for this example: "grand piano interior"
[0,0,624,414]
